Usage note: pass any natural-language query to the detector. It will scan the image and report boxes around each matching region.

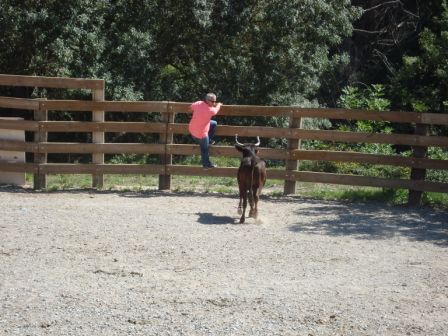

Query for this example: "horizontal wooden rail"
[167,144,289,160]
[0,162,38,173]
[2,96,448,125]
[41,121,166,133]
[168,123,448,148]
[291,149,448,170]
[297,129,448,147]
[1,117,446,149]
[172,102,448,126]
[2,160,446,193]
[293,108,448,126]
[168,123,286,138]
[39,163,165,175]
[289,171,448,193]
[166,164,237,177]
[163,165,447,193]
[2,140,446,170]
[0,74,104,90]
[0,118,38,131]
[42,100,168,112]
[38,143,165,154]
[0,96,40,110]
[0,139,37,152]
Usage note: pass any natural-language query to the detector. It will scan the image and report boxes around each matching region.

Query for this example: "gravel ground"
[0,187,447,336]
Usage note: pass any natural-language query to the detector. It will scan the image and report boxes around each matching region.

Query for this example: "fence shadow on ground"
[288,201,448,247]
[0,185,237,199]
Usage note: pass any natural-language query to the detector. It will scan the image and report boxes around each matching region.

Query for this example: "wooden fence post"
[283,115,302,195]
[159,102,174,190]
[33,98,47,190]
[92,88,105,188]
[408,123,429,206]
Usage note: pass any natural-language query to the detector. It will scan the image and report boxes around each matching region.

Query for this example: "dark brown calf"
[235,135,267,223]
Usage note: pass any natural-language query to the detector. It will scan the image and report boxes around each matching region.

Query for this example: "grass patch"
[172,176,237,193]
[43,174,159,191]
[300,185,407,204]
[104,174,159,191]
[422,192,448,209]
[46,174,92,190]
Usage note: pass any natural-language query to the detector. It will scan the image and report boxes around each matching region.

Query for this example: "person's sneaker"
[203,163,217,169]
[209,140,216,145]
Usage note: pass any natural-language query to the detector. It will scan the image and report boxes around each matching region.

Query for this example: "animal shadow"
[196,212,236,225]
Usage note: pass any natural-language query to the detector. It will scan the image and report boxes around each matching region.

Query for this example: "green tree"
[146,0,360,105]
[391,0,448,114]
[0,1,361,106]
[0,0,106,80]
[100,0,159,101]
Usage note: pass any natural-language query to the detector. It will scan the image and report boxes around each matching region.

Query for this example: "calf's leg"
[251,187,259,219]
[239,191,247,223]
[237,184,244,215]
[248,189,255,218]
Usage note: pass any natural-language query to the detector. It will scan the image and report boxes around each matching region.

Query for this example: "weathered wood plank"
[38,143,165,154]
[292,150,448,170]
[166,144,448,169]
[166,164,238,177]
[0,139,37,152]
[290,171,448,193]
[284,116,302,194]
[292,108,448,125]
[167,123,448,147]
[169,103,448,125]
[0,118,38,131]
[166,144,288,160]
[33,99,48,189]
[296,129,448,147]
[166,165,288,180]
[0,96,40,110]
[171,103,295,117]
[42,100,168,112]
[41,121,166,133]
[0,162,38,173]
[40,164,165,174]
[168,123,289,138]
[0,74,104,90]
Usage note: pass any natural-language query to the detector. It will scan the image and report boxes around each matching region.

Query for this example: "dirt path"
[1,188,447,335]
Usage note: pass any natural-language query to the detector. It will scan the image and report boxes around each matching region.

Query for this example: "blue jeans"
[193,120,217,167]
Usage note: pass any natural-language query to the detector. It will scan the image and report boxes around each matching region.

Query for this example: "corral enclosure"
[1,75,447,335]
[0,189,447,335]
[0,74,448,206]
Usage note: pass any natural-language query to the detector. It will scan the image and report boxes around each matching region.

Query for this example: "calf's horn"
[235,134,244,146]
[254,136,260,146]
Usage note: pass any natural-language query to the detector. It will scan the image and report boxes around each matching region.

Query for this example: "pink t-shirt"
[188,100,220,138]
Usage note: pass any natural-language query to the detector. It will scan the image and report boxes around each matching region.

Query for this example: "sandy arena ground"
[1,187,447,335]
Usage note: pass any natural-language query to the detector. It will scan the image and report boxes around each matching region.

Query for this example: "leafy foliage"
[300,84,409,179]
[0,1,106,78]
[391,0,448,114]
[0,1,360,105]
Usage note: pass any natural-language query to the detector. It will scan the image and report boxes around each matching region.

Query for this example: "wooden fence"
[1,74,448,206]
